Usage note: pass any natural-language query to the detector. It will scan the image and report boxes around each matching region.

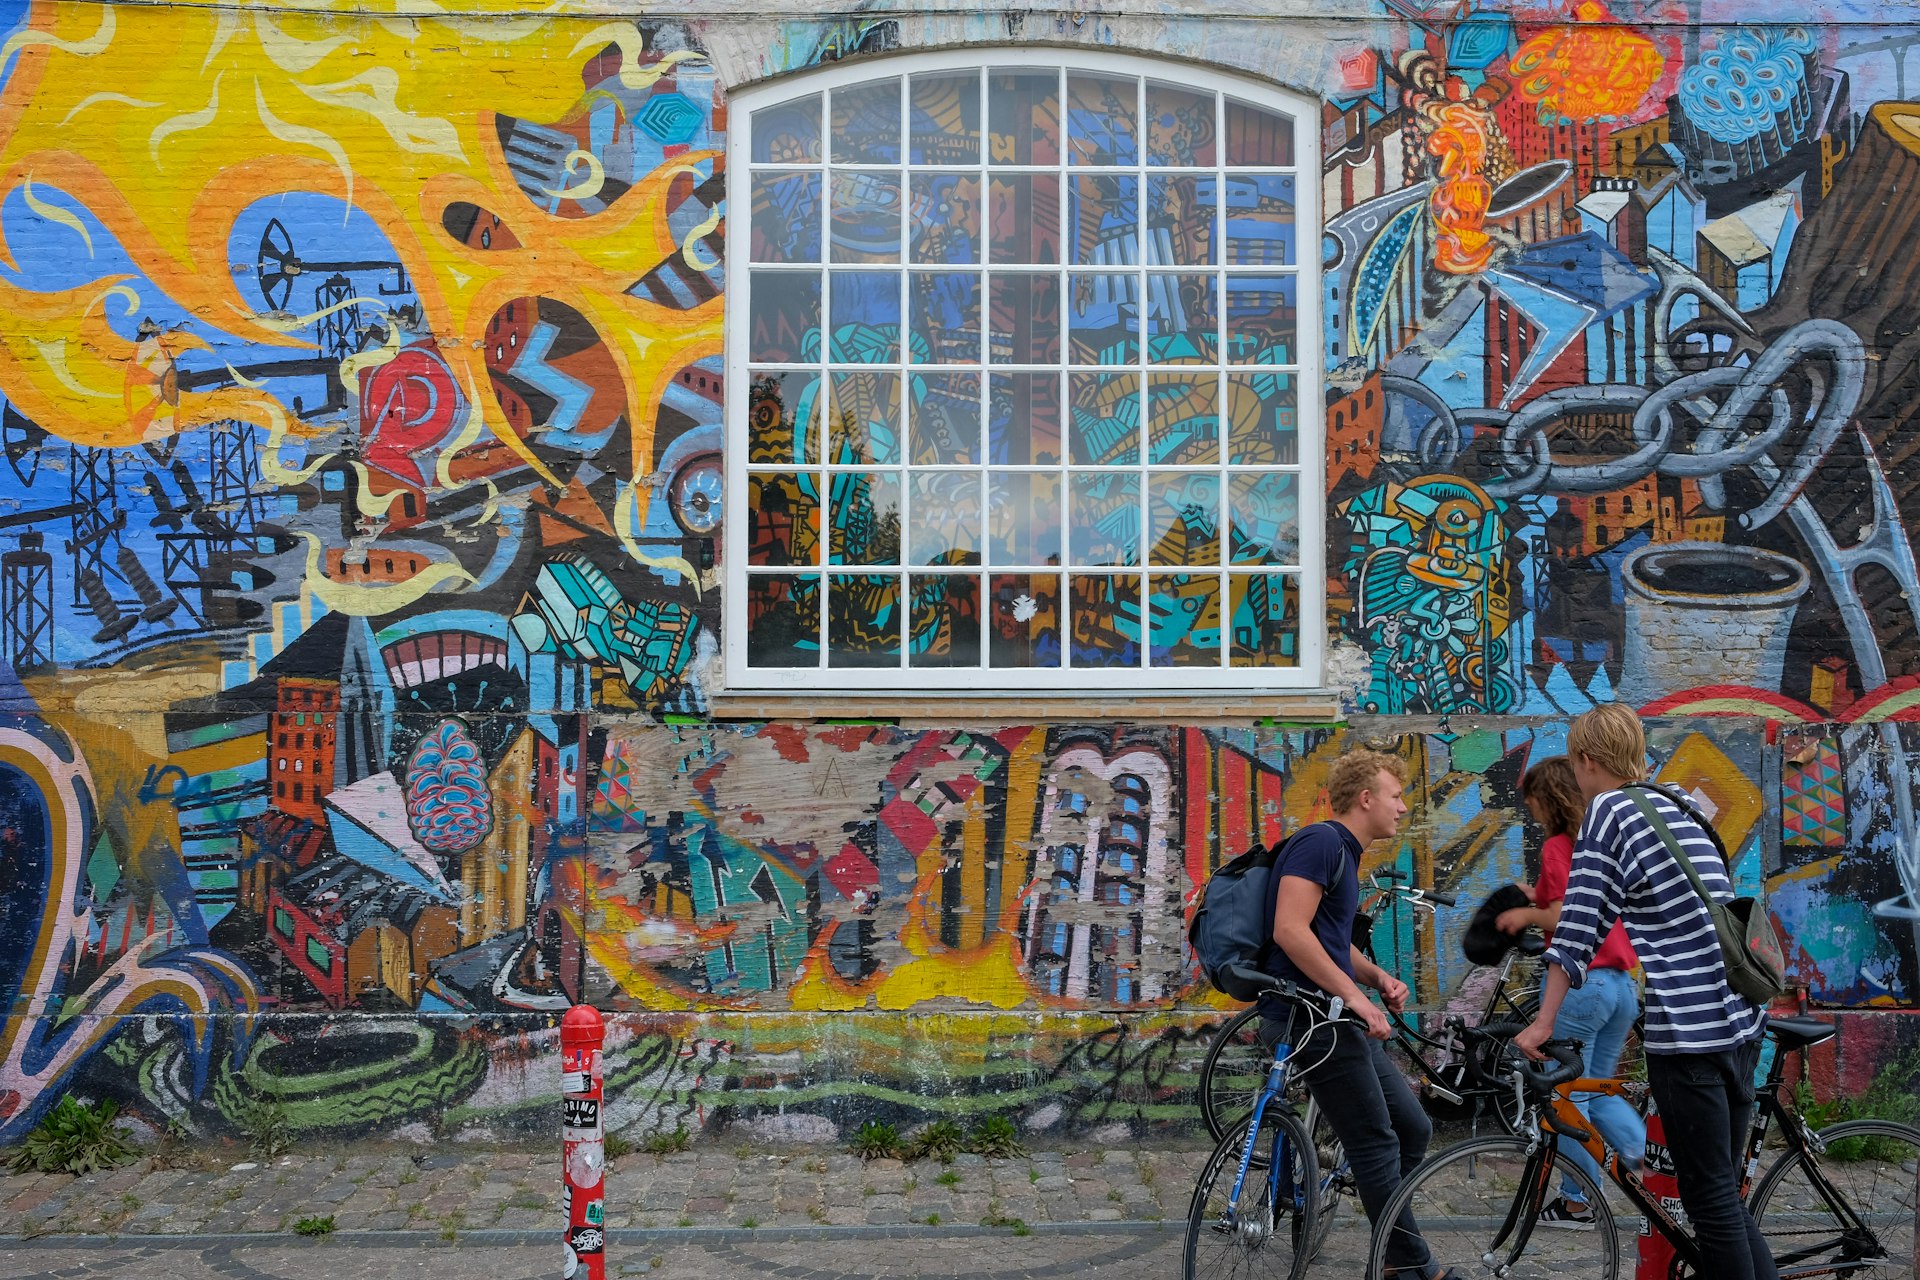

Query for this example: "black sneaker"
[1537,1196,1596,1231]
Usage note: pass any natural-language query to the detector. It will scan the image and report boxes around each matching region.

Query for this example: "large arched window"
[725,51,1322,691]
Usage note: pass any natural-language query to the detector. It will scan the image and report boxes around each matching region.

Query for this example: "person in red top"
[1498,755,1646,1229]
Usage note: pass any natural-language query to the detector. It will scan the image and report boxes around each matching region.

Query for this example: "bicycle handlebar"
[1460,1023,1584,1097]
[1221,965,1361,1025]
[1370,875,1457,908]
[1516,1040,1585,1095]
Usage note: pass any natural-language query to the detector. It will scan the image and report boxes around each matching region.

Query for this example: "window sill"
[705,691,1345,724]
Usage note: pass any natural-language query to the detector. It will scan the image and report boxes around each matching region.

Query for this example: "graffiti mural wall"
[0,0,1910,1144]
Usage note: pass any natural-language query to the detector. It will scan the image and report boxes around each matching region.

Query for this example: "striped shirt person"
[1546,785,1766,1054]
[1515,704,1777,1280]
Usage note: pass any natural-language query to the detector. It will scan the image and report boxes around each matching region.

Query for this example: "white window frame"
[723,48,1324,693]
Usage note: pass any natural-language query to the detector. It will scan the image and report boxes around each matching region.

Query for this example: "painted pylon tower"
[1,532,54,673]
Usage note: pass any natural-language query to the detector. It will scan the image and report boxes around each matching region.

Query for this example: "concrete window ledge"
[705,692,1347,724]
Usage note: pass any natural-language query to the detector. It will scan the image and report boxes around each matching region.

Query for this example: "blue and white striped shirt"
[1544,786,1767,1055]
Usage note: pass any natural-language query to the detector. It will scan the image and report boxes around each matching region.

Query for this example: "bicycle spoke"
[1370,1136,1619,1280]
[1751,1120,1920,1277]
[1185,1112,1318,1280]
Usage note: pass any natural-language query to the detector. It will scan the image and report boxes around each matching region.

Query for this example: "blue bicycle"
[1183,968,1358,1280]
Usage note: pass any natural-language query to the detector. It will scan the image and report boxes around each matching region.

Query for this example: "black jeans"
[1262,1011,1433,1275]
[1645,1039,1779,1280]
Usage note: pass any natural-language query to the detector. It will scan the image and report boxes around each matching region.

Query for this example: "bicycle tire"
[1748,1118,1920,1276]
[1364,1134,1620,1280]
[1185,1107,1322,1280]
[1200,1005,1268,1146]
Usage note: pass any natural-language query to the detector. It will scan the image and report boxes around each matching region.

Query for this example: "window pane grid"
[738,58,1313,683]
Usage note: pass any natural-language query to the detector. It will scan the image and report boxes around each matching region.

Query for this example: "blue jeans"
[1552,966,1645,1201]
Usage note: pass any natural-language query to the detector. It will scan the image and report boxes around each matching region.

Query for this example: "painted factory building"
[0,0,1910,1148]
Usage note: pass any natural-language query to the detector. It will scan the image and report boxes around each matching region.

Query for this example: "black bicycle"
[1366,1014,1920,1278]
[1198,869,1546,1144]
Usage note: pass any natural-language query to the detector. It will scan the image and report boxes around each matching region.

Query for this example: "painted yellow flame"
[614,478,701,591]
[59,92,160,128]
[20,178,92,256]
[540,149,606,201]
[0,0,723,510]
[297,531,473,614]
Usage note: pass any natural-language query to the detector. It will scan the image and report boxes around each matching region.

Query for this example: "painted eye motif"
[442,202,522,251]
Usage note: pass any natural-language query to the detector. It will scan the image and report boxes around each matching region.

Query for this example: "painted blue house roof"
[1499,232,1659,320]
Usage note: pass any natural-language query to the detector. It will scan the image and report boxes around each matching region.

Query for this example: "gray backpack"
[1187,839,1289,1002]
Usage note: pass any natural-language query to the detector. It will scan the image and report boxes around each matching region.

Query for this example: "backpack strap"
[1630,781,1736,866]
[1619,786,1721,916]
[1260,826,1304,936]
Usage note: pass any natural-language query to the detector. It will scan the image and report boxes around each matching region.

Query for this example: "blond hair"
[1566,703,1649,782]
[1327,749,1409,812]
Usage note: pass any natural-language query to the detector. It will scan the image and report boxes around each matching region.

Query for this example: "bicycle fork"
[1224,1052,1296,1246]
[1481,1134,1560,1274]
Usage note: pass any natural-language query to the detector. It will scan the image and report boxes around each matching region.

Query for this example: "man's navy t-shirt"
[1259,820,1362,993]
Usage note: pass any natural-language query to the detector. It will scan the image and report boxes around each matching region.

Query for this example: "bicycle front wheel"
[1200,1005,1268,1145]
[1365,1135,1619,1280]
[1185,1107,1321,1280]
[1749,1118,1920,1276]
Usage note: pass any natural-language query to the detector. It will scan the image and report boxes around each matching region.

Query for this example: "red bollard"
[561,1004,607,1280]
[1636,1099,1682,1280]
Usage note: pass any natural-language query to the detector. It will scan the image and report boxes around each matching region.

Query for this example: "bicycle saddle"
[1766,1016,1835,1050]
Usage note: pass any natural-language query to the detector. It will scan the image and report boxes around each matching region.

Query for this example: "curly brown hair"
[1327,749,1409,812]
[1520,755,1585,840]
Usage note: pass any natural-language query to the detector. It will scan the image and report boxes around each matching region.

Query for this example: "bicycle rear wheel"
[1200,1005,1267,1145]
[1365,1134,1619,1280]
[1748,1118,1920,1276]
[1185,1108,1321,1280]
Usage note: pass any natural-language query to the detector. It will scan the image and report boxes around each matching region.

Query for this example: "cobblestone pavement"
[0,1139,1783,1277]
[0,1142,1386,1278]
[0,1220,1381,1279]
[0,1145,1220,1237]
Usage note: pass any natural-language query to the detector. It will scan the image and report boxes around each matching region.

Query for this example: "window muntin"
[728,53,1322,690]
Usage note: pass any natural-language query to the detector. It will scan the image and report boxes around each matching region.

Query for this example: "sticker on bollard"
[566,1140,605,1190]
[563,1097,600,1139]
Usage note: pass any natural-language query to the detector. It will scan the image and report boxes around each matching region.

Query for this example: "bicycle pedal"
[1423,1081,1465,1106]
